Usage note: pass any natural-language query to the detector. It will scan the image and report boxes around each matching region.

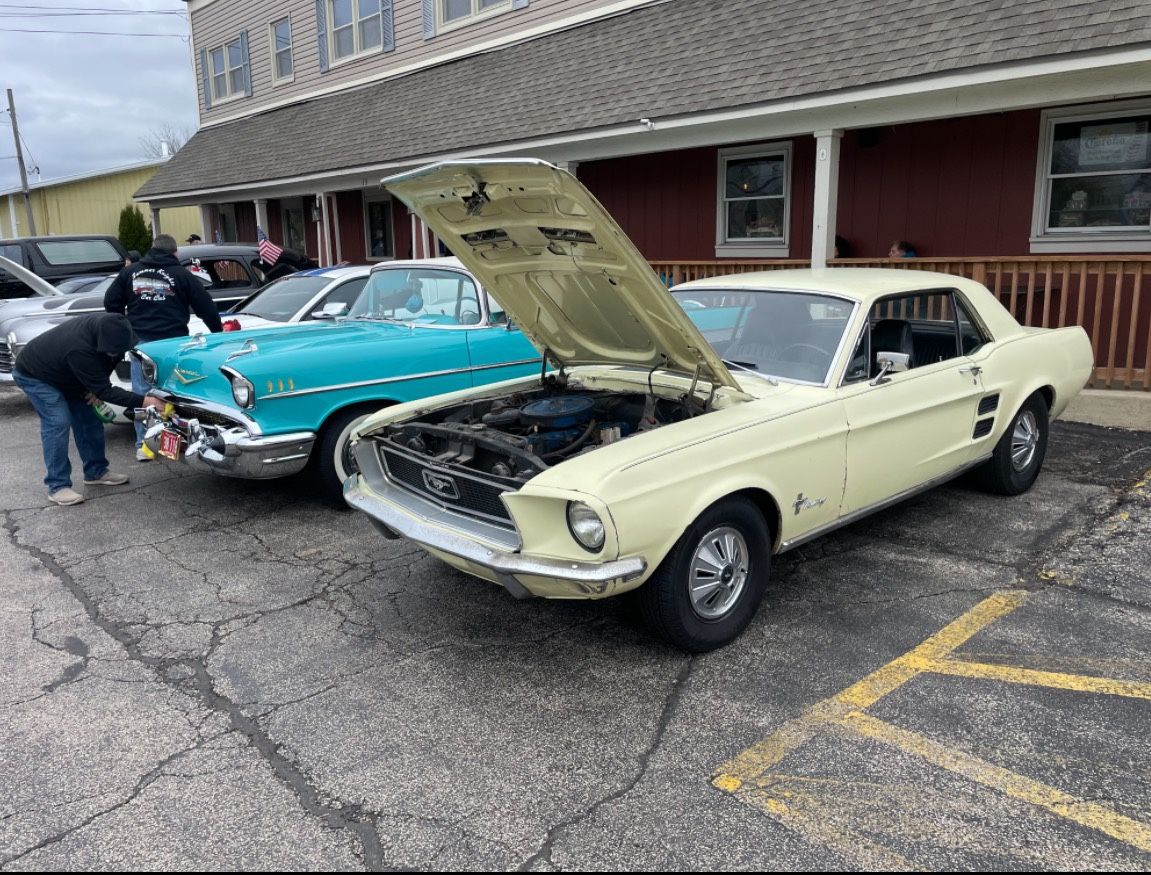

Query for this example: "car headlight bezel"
[220,365,256,409]
[566,501,606,553]
[134,350,157,384]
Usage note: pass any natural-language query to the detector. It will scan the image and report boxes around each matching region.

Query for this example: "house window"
[439,0,510,29]
[270,17,293,82]
[331,0,384,61]
[716,143,791,257]
[1033,101,1151,253]
[283,204,306,254]
[365,198,394,259]
[208,36,248,102]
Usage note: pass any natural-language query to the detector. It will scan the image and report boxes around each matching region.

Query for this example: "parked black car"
[0,235,128,299]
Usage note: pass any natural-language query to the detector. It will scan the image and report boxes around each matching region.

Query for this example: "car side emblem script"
[793,493,827,515]
[422,470,460,500]
[172,367,206,385]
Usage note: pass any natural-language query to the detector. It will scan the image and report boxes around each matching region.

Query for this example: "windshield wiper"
[722,359,779,386]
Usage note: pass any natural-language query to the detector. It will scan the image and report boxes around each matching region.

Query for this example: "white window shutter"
[382,0,395,52]
[422,0,435,40]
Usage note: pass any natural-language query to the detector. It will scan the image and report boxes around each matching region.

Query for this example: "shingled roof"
[139,0,1151,198]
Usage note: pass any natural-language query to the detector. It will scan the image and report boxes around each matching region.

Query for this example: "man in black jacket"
[104,233,223,459]
[13,313,166,506]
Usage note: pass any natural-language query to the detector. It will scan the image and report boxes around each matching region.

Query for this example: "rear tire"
[314,406,376,506]
[638,497,771,653]
[977,392,1049,496]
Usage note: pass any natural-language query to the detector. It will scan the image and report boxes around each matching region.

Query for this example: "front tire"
[638,497,771,653]
[314,406,375,506]
[978,392,1049,495]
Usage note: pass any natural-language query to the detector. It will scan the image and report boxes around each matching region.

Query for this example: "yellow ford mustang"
[344,160,1093,652]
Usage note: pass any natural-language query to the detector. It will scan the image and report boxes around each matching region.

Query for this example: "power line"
[0,26,186,36]
[0,3,183,10]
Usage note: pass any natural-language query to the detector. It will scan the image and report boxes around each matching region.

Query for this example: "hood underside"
[383,159,738,391]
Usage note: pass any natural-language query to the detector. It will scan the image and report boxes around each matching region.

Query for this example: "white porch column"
[150,206,162,236]
[318,192,332,266]
[810,129,844,270]
[556,160,580,178]
[253,198,269,236]
[199,204,214,241]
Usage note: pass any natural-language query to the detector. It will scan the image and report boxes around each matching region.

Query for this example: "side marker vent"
[978,393,1000,416]
[973,418,994,439]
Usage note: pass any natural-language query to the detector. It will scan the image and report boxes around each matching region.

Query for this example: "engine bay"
[378,381,710,486]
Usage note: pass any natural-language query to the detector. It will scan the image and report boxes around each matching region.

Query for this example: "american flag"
[257,225,283,265]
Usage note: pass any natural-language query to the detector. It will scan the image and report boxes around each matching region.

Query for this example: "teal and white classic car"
[135,257,540,501]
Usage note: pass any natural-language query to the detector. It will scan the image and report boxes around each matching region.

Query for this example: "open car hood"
[383,159,739,391]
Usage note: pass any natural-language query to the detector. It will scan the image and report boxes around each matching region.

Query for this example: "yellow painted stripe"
[738,787,920,871]
[839,711,1151,853]
[832,590,1029,710]
[925,659,1151,701]
[712,590,1029,787]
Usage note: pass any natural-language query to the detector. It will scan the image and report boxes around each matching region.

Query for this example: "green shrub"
[117,205,152,256]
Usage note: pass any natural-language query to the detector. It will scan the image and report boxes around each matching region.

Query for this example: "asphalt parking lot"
[1,387,1149,871]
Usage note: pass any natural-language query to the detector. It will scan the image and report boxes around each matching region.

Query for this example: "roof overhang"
[141,45,1151,207]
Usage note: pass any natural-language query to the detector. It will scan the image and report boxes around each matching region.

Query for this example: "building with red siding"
[141,0,1151,384]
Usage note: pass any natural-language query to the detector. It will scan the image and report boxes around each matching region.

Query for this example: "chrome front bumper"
[343,471,647,599]
[139,407,314,479]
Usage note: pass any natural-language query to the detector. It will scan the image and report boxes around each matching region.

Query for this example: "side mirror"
[871,351,911,385]
[311,301,349,320]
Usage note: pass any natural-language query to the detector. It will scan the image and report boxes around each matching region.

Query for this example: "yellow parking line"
[712,590,1029,790]
[839,710,1151,853]
[924,659,1151,701]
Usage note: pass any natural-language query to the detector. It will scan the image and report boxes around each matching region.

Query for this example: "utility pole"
[6,89,37,236]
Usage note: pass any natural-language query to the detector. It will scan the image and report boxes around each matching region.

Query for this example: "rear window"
[34,239,122,266]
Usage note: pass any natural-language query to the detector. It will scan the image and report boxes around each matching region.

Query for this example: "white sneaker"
[84,471,130,486]
[49,488,85,506]
[136,448,152,462]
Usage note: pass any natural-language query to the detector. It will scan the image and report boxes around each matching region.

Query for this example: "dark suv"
[0,235,128,299]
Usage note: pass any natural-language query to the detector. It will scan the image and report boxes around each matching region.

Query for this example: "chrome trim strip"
[259,357,542,399]
[344,478,647,595]
[778,452,994,552]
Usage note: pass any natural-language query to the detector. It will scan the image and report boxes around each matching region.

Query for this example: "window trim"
[363,194,396,262]
[1030,98,1151,254]
[207,35,248,105]
[328,0,386,67]
[715,142,792,258]
[436,0,513,34]
[269,15,294,85]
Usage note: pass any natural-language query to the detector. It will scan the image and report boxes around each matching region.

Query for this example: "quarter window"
[331,0,384,60]
[271,17,293,82]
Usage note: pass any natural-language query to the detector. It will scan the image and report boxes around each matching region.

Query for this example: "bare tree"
[139,123,196,159]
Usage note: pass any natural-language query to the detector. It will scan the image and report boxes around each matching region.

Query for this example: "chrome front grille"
[170,402,245,431]
[376,440,515,528]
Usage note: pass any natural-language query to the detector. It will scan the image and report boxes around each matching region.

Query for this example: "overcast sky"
[0,0,197,193]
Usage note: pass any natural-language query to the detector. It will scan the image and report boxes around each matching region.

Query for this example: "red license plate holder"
[159,429,183,461]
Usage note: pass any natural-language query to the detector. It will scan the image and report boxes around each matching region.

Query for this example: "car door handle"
[958,365,982,377]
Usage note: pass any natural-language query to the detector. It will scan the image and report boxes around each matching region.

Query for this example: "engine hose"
[542,418,598,460]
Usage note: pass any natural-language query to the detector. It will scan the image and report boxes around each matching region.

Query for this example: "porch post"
[253,198,269,236]
[318,191,332,266]
[198,204,214,241]
[810,129,843,270]
[150,206,162,236]
[556,160,580,178]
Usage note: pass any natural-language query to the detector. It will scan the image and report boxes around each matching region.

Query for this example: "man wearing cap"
[104,233,223,459]
[12,313,166,506]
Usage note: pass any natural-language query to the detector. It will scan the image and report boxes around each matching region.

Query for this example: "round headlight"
[136,352,157,384]
[567,501,605,553]
[228,374,255,408]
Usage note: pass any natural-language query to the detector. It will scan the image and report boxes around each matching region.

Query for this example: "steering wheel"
[458,308,480,325]
[778,343,830,363]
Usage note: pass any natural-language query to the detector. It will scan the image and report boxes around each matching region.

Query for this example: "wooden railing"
[649,256,1151,390]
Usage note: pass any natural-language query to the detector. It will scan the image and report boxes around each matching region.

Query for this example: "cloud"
[0,0,197,193]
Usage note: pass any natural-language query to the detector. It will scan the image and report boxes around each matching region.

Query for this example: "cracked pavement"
[1,387,1149,870]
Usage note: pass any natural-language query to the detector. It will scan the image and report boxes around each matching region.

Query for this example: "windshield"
[673,288,855,384]
[233,275,334,321]
[348,267,481,326]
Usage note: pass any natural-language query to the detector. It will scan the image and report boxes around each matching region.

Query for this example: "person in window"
[834,235,852,259]
[185,233,202,245]
[888,239,918,258]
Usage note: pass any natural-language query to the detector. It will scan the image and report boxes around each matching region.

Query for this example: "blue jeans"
[130,357,150,448]
[12,369,109,494]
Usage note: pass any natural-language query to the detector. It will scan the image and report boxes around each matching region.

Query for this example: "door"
[839,290,986,514]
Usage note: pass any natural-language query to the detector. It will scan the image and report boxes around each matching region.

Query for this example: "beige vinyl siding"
[193,0,629,125]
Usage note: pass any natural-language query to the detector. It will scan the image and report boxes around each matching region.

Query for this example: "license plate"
[159,429,183,461]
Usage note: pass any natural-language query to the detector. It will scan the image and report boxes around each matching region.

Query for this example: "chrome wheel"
[1011,409,1039,472]
[688,526,749,620]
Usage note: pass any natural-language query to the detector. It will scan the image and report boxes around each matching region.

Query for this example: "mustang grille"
[376,441,514,527]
